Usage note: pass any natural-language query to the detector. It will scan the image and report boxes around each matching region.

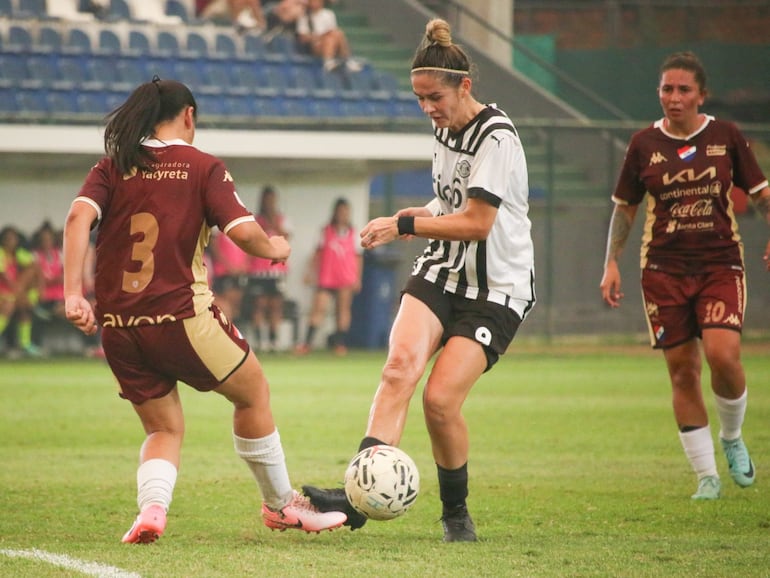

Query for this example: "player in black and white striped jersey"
[303,17,535,542]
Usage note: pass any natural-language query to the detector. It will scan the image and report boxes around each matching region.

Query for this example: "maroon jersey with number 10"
[73,139,254,328]
[612,116,768,274]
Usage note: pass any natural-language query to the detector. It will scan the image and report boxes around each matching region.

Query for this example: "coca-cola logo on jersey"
[669,198,714,218]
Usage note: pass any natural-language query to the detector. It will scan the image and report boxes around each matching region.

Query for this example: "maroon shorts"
[641,268,745,349]
[102,304,249,404]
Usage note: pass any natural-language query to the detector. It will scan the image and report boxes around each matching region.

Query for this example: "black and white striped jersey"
[411,105,536,319]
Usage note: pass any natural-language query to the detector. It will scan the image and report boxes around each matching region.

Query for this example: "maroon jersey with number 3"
[612,116,768,274]
[74,139,254,327]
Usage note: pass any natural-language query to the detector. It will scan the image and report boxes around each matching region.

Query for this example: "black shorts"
[246,276,285,297]
[403,276,522,371]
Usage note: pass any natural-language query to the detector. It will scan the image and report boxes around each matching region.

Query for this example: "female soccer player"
[304,18,536,542]
[63,77,345,543]
[600,52,770,499]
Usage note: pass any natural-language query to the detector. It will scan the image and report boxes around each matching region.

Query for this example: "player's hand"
[268,236,290,263]
[361,216,399,249]
[64,295,98,335]
[600,261,624,308]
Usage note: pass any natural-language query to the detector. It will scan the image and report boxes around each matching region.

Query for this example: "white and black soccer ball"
[344,445,420,521]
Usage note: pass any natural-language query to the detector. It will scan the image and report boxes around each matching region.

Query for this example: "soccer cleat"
[121,504,166,544]
[720,437,756,488]
[301,485,368,530]
[262,490,347,533]
[691,475,721,500]
[441,504,477,542]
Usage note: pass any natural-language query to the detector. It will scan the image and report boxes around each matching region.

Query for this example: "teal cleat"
[720,437,756,488]
[691,475,721,500]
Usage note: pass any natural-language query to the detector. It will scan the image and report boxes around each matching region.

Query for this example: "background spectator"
[295,197,362,356]
[296,0,361,72]
[0,226,39,357]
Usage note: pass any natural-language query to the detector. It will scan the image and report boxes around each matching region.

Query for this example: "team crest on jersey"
[654,324,665,342]
[456,160,471,178]
[677,145,697,161]
[649,151,667,165]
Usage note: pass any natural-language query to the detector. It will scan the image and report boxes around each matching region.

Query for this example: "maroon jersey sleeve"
[726,121,769,195]
[76,143,253,327]
[611,126,654,206]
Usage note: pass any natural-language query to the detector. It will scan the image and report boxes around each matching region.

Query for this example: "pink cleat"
[121,504,167,544]
[262,490,347,533]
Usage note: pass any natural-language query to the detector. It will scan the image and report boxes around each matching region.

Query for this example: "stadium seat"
[223,94,255,117]
[108,0,132,21]
[25,54,59,87]
[146,57,177,81]
[214,32,239,59]
[195,93,226,117]
[0,87,17,112]
[185,31,209,57]
[156,31,180,56]
[243,32,265,59]
[56,54,89,85]
[97,28,123,54]
[38,26,64,53]
[166,0,190,23]
[372,70,400,93]
[202,61,231,88]
[116,57,148,85]
[287,63,320,93]
[47,89,80,115]
[252,93,283,117]
[0,53,29,85]
[63,27,93,54]
[128,29,152,54]
[261,62,289,91]
[87,56,121,85]
[7,25,34,52]
[0,0,12,17]
[16,88,49,115]
[230,61,261,88]
[16,0,47,18]
[174,60,207,89]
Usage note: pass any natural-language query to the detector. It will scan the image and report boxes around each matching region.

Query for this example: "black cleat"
[301,485,368,530]
[441,504,477,542]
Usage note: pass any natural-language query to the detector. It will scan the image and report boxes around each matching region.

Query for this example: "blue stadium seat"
[230,61,261,88]
[116,57,148,85]
[0,87,17,112]
[214,32,239,58]
[47,89,79,114]
[185,31,209,57]
[128,29,152,54]
[108,0,132,21]
[174,60,207,88]
[156,31,180,56]
[264,33,300,62]
[166,0,190,22]
[98,29,123,54]
[0,0,12,17]
[16,0,46,18]
[202,61,232,88]
[372,70,400,93]
[195,93,226,117]
[77,90,109,114]
[282,96,313,117]
[38,26,64,53]
[223,94,254,117]
[16,88,49,114]
[57,54,89,85]
[63,27,93,54]
[146,57,177,82]
[312,96,342,118]
[261,62,289,91]
[0,53,29,85]
[253,94,283,117]
[25,54,59,87]
[87,56,121,85]
[7,25,34,52]
[287,63,319,93]
[243,32,265,59]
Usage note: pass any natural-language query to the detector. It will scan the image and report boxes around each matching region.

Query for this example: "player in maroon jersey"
[62,77,345,543]
[600,52,770,500]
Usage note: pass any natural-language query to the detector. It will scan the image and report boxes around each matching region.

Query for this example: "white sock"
[714,389,747,441]
[136,458,177,513]
[233,429,293,510]
[678,426,718,480]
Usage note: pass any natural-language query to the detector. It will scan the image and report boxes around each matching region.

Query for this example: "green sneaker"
[720,437,756,487]
[691,475,721,500]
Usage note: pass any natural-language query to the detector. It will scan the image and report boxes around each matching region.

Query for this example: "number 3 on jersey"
[123,212,158,293]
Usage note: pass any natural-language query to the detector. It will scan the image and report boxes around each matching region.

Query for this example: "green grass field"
[1,344,768,577]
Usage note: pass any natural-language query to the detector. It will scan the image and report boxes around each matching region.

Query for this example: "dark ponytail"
[103,77,197,175]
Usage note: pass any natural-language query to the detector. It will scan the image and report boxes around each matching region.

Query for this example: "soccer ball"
[344,445,420,521]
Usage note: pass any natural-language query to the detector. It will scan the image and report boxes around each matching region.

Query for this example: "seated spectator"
[247,185,290,352]
[296,0,362,72]
[264,0,306,35]
[198,0,266,32]
[0,226,40,357]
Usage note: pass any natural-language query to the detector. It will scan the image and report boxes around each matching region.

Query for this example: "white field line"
[0,548,141,578]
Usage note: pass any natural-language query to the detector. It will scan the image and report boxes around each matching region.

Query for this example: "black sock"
[358,436,387,452]
[304,325,316,346]
[437,463,469,510]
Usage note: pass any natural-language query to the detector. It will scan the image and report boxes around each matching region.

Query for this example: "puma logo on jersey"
[649,152,667,165]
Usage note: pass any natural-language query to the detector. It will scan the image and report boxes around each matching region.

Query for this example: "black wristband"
[397,216,415,236]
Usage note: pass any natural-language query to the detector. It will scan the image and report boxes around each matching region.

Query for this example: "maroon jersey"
[613,116,768,274]
[74,139,254,327]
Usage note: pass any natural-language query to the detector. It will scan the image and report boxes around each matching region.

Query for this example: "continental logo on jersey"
[102,313,178,327]
[649,151,667,165]
[706,145,726,156]
[223,170,234,182]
